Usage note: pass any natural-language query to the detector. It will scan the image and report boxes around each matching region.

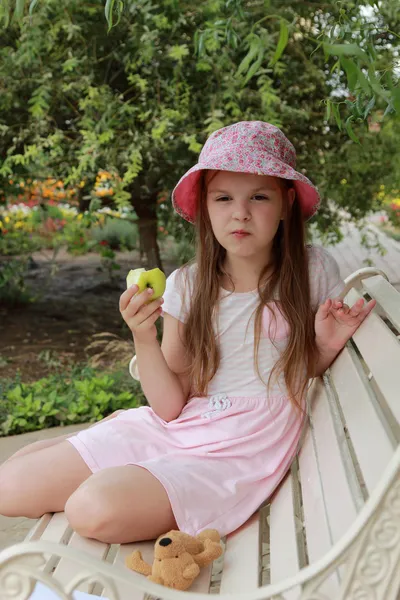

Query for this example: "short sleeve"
[161,266,192,323]
[308,245,345,309]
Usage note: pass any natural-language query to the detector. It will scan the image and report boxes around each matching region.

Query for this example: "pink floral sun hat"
[171,121,320,222]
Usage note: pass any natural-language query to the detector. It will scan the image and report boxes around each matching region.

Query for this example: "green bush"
[0,365,146,436]
[0,258,32,306]
[0,229,39,256]
[90,217,138,250]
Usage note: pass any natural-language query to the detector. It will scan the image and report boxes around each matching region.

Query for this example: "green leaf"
[330,59,340,75]
[323,43,369,64]
[29,0,40,16]
[236,35,260,77]
[168,45,189,63]
[243,47,264,85]
[391,88,400,113]
[367,66,389,100]
[363,96,376,119]
[356,67,370,94]
[325,100,331,122]
[340,57,358,92]
[345,117,360,144]
[14,0,25,20]
[270,20,289,67]
[105,0,116,32]
[332,103,342,130]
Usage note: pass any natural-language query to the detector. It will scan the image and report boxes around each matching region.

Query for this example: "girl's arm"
[120,284,190,422]
[135,313,191,422]
[313,344,341,377]
[134,338,188,422]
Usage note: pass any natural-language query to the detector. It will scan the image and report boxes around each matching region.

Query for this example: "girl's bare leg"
[3,410,125,463]
[0,441,91,518]
[65,465,177,543]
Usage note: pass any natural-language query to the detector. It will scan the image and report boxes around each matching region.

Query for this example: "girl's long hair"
[176,172,319,410]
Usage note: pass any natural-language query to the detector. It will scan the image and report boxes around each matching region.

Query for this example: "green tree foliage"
[1,0,399,265]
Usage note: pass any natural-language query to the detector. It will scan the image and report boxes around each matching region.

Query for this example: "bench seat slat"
[38,512,71,545]
[53,532,110,593]
[25,514,53,542]
[220,512,259,593]
[298,389,340,596]
[269,473,300,599]
[329,345,395,493]
[308,378,358,542]
[108,541,154,600]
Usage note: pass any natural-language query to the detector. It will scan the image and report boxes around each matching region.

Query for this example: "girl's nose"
[232,201,251,221]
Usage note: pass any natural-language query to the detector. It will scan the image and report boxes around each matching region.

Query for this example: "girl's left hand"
[315,297,377,352]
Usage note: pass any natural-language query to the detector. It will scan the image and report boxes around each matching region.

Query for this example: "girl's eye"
[253,195,269,201]
[216,196,230,202]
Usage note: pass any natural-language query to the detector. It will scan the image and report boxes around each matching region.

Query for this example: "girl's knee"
[65,485,115,541]
[0,462,37,518]
[0,463,15,516]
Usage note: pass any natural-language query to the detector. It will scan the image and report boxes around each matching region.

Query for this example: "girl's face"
[206,171,294,260]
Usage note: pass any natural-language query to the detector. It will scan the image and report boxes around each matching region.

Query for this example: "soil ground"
[0,248,179,382]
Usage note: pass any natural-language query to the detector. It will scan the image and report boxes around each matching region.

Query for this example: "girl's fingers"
[122,287,154,316]
[348,298,365,317]
[332,299,342,309]
[359,298,377,320]
[119,285,139,312]
[126,295,164,325]
[317,298,332,320]
[335,298,376,324]
[338,303,350,315]
[136,305,163,328]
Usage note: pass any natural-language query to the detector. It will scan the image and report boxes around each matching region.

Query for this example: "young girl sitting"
[0,121,375,544]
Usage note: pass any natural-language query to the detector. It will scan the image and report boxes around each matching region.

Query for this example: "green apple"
[126,267,166,301]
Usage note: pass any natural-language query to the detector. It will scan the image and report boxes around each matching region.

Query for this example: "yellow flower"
[380,184,385,190]
[4,216,10,223]
[340,179,347,185]
[14,221,24,229]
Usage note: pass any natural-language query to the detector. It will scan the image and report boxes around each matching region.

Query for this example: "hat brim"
[172,157,320,223]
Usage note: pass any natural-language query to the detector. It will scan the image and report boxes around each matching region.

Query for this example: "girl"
[0,121,375,543]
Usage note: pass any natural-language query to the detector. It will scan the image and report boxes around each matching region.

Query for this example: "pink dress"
[67,245,345,537]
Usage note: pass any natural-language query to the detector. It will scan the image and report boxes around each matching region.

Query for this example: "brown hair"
[177,173,319,411]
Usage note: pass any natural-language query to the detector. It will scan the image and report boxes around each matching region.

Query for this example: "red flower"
[99,240,109,246]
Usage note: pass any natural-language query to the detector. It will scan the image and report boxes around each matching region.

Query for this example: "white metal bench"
[0,267,399,600]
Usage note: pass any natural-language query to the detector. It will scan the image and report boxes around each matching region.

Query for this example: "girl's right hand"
[119,285,164,344]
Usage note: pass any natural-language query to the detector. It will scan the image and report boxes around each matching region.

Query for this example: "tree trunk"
[133,195,163,270]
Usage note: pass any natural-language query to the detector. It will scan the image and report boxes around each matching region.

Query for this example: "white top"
[131,245,345,398]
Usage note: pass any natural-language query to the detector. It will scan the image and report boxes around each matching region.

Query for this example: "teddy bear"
[125,529,223,591]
